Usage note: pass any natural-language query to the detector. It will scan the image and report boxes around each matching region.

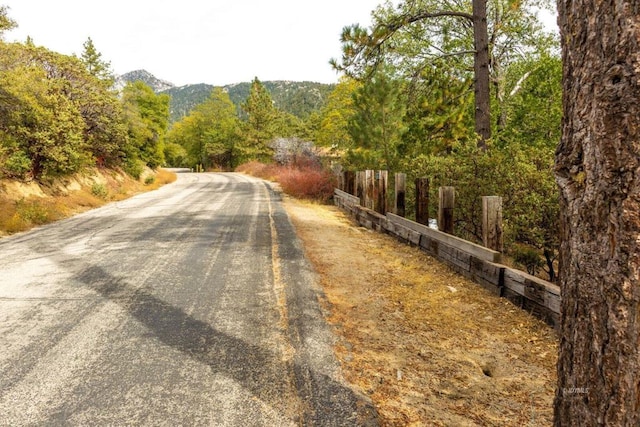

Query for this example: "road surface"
[0,172,376,426]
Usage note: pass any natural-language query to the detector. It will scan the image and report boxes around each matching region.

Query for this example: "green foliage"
[347,69,407,172]
[91,182,108,199]
[496,54,562,150]
[166,88,241,169]
[0,37,165,181]
[163,142,188,168]
[80,37,114,85]
[14,199,50,225]
[512,244,545,276]
[315,77,360,149]
[403,65,475,155]
[155,81,334,124]
[0,6,16,37]
[3,149,31,178]
[124,158,145,179]
[240,78,279,162]
[0,59,89,178]
[121,81,169,169]
[406,141,559,280]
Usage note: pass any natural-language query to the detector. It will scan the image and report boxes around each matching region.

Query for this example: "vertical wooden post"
[482,196,503,252]
[415,178,430,226]
[377,170,388,214]
[438,186,455,234]
[345,171,356,195]
[395,173,406,217]
[356,171,365,206]
[365,170,375,210]
[373,171,380,212]
[339,171,346,191]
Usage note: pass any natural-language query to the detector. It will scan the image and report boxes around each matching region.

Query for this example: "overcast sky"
[3,0,385,86]
[3,1,557,87]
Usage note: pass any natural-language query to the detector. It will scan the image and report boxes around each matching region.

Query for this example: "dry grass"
[0,168,177,236]
[284,198,558,426]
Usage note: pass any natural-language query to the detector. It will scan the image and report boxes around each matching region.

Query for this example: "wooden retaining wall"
[334,189,561,330]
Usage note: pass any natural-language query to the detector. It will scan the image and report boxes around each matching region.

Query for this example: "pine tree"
[80,37,113,85]
[240,77,278,161]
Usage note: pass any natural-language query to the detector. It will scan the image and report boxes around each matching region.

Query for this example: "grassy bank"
[0,168,176,236]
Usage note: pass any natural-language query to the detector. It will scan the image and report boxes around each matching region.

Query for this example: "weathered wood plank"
[415,178,430,226]
[438,186,455,234]
[334,189,360,206]
[470,256,504,295]
[482,196,503,252]
[387,213,501,263]
[395,173,406,217]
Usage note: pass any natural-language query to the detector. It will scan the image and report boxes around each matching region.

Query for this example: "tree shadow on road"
[75,265,378,426]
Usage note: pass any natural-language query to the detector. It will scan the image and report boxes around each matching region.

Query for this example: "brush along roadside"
[0,168,176,236]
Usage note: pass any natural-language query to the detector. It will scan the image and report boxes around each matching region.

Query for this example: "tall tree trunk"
[472,0,491,148]
[554,0,640,425]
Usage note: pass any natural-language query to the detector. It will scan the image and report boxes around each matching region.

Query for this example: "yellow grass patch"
[284,198,558,426]
[0,168,177,236]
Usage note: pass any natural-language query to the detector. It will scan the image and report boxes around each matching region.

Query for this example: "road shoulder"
[284,197,558,426]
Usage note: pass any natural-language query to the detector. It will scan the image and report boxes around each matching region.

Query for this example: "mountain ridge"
[116,69,335,123]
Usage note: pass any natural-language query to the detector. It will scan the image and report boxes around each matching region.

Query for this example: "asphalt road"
[0,172,377,426]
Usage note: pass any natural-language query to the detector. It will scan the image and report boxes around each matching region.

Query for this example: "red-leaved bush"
[237,161,336,203]
[276,167,336,202]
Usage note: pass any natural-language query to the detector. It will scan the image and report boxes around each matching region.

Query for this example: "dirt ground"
[284,198,558,426]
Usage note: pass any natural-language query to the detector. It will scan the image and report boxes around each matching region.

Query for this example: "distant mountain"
[162,83,215,122]
[116,70,335,123]
[115,70,175,93]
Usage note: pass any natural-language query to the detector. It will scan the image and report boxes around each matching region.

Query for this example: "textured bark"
[473,0,491,147]
[554,0,640,425]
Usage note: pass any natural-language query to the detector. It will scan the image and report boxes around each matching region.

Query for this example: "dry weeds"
[0,168,176,236]
[284,198,558,426]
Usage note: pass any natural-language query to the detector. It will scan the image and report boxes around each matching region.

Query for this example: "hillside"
[117,70,335,123]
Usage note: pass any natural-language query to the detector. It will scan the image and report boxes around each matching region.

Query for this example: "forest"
[0,1,561,280]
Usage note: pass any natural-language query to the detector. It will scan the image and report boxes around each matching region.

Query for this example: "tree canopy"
[0,24,170,180]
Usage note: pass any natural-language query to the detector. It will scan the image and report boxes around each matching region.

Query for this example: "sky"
[3,1,558,88]
[2,0,386,86]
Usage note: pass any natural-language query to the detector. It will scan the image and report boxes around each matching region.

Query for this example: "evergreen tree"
[348,69,406,172]
[80,37,113,85]
[315,77,360,150]
[240,77,278,161]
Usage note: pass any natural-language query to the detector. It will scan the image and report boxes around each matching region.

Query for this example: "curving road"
[0,172,376,426]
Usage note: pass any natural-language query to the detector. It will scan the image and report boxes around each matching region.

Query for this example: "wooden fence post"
[356,171,365,206]
[416,178,430,226]
[345,171,356,195]
[377,170,388,214]
[365,170,375,210]
[438,186,455,234]
[395,173,406,217]
[482,196,503,252]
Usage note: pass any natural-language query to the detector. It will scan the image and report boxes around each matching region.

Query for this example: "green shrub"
[144,175,155,185]
[91,183,108,199]
[4,150,32,179]
[14,199,50,225]
[124,158,144,179]
[512,244,545,276]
